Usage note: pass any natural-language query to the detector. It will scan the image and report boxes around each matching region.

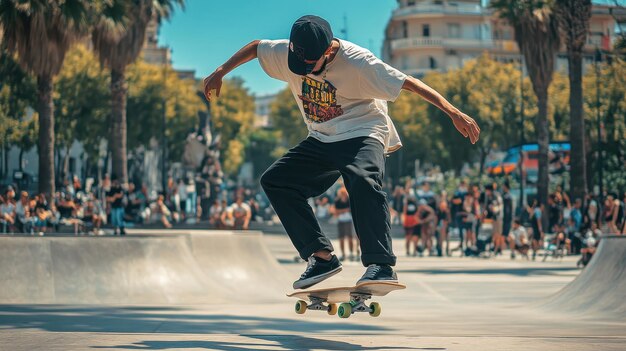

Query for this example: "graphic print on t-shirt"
[298,76,344,123]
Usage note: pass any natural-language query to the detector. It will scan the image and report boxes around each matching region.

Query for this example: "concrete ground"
[1,233,624,351]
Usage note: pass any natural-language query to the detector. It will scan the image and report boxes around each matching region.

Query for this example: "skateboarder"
[203,15,480,289]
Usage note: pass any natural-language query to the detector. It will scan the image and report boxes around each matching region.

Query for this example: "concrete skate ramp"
[541,235,626,318]
[0,231,289,304]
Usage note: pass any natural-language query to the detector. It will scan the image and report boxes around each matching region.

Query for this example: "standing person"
[451,180,468,253]
[547,195,562,234]
[528,199,543,260]
[315,196,332,221]
[177,178,188,221]
[402,195,419,257]
[459,192,477,254]
[333,186,357,261]
[583,193,599,230]
[186,177,197,218]
[417,182,436,210]
[416,199,436,256]
[391,186,405,226]
[203,15,479,289]
[208,199,224,229]
[499,182,513,256]
[621,192,626,235]
[482,184,502,255]
[248,197,260,223]
[106,178,126,235]
[436,191,451,257]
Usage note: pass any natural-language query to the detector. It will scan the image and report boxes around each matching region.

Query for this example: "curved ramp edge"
[540,235,626,318]
[0,231,290,304]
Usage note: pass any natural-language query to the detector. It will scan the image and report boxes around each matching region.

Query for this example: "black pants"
[261,136,396,267]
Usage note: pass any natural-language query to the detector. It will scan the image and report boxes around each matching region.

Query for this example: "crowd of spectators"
[2,172,624,268]
[382,179,625,262]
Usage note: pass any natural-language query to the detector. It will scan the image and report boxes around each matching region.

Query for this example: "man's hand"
[203,69,224,101]
[450,110,480,144]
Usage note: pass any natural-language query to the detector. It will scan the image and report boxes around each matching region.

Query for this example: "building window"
[402,21,408,38]
[423,24,430,37]
[448,23,461,38]
[408,0,416,5]
[429,57,437,69]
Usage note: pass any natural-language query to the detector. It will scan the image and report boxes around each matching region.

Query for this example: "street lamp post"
[161,64,168,194]
[518,56,525,214]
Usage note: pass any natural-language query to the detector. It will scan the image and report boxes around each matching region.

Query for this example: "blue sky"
[158,0,397,96]
[158,0,625,96]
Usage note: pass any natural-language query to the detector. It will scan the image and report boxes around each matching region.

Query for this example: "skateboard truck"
[295,291,381,319]
[288,281,403,319]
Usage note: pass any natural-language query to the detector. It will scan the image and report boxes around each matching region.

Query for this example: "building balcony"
[391,37,509,51]
[393,3,487,18]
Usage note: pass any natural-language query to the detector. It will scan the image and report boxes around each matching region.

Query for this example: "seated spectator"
[0,195,15,233]
[57,193,83,235]
[248,198,260,222]
[82,196,103,235]
[1,187,17,232]
[15,191,35,234]
[221,196,251,230]
[578,222,602,267]
[508,219,530,259]
[125,182,146,223]
[154,195,173,228]
[208,199,224,229]
[33,194,53,235]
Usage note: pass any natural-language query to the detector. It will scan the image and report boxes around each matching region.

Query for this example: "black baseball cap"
[288,15,333,75]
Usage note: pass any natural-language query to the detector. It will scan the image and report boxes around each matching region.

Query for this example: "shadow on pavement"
[92,335,443,350]
[0,305,390,334]
[398,266,580,277]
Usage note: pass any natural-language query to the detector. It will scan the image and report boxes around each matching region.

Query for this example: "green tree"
[0,51,37,176]
[491,0,561,208]
[584,59,626,192]
[556,0,592,202]
[92,0,184,183]
[0,0,101,196]
[210,77,255,175]
[246,128,282,180]
[269,87,308,147]
[125,60,204,163]
[389,54,538,177]
[54,44,110,180]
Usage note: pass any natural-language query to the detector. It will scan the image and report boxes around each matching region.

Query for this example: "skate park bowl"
[540,235,626,319]
[1,230,625,350]
[0,231,290,304]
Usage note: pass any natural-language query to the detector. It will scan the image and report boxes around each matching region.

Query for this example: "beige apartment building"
[383,0,623,77]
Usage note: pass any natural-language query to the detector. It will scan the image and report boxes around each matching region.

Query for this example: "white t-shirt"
[0,202,15,216]
[228,202,251,218]
[257,39,406,154]
[510,226,528,246]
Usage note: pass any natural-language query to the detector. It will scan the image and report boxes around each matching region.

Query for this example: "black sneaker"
[293,255,342,289]
[356,264,398,285]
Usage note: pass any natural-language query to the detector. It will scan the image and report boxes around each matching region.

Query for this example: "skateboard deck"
[287,281,405,318]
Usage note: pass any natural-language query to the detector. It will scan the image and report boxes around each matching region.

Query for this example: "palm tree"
[0,0,94,196]
[92,0,183,184]
[491,0,561,209]
[555,0,592,203]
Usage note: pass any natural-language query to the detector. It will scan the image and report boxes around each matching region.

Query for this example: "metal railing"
[394,3,487,17]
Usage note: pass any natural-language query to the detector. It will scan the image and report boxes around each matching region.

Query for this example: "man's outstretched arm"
[203,40,260,101]
[402,76,481,145]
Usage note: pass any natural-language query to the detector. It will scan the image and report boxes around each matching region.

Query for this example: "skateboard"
[287,281,405,319]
